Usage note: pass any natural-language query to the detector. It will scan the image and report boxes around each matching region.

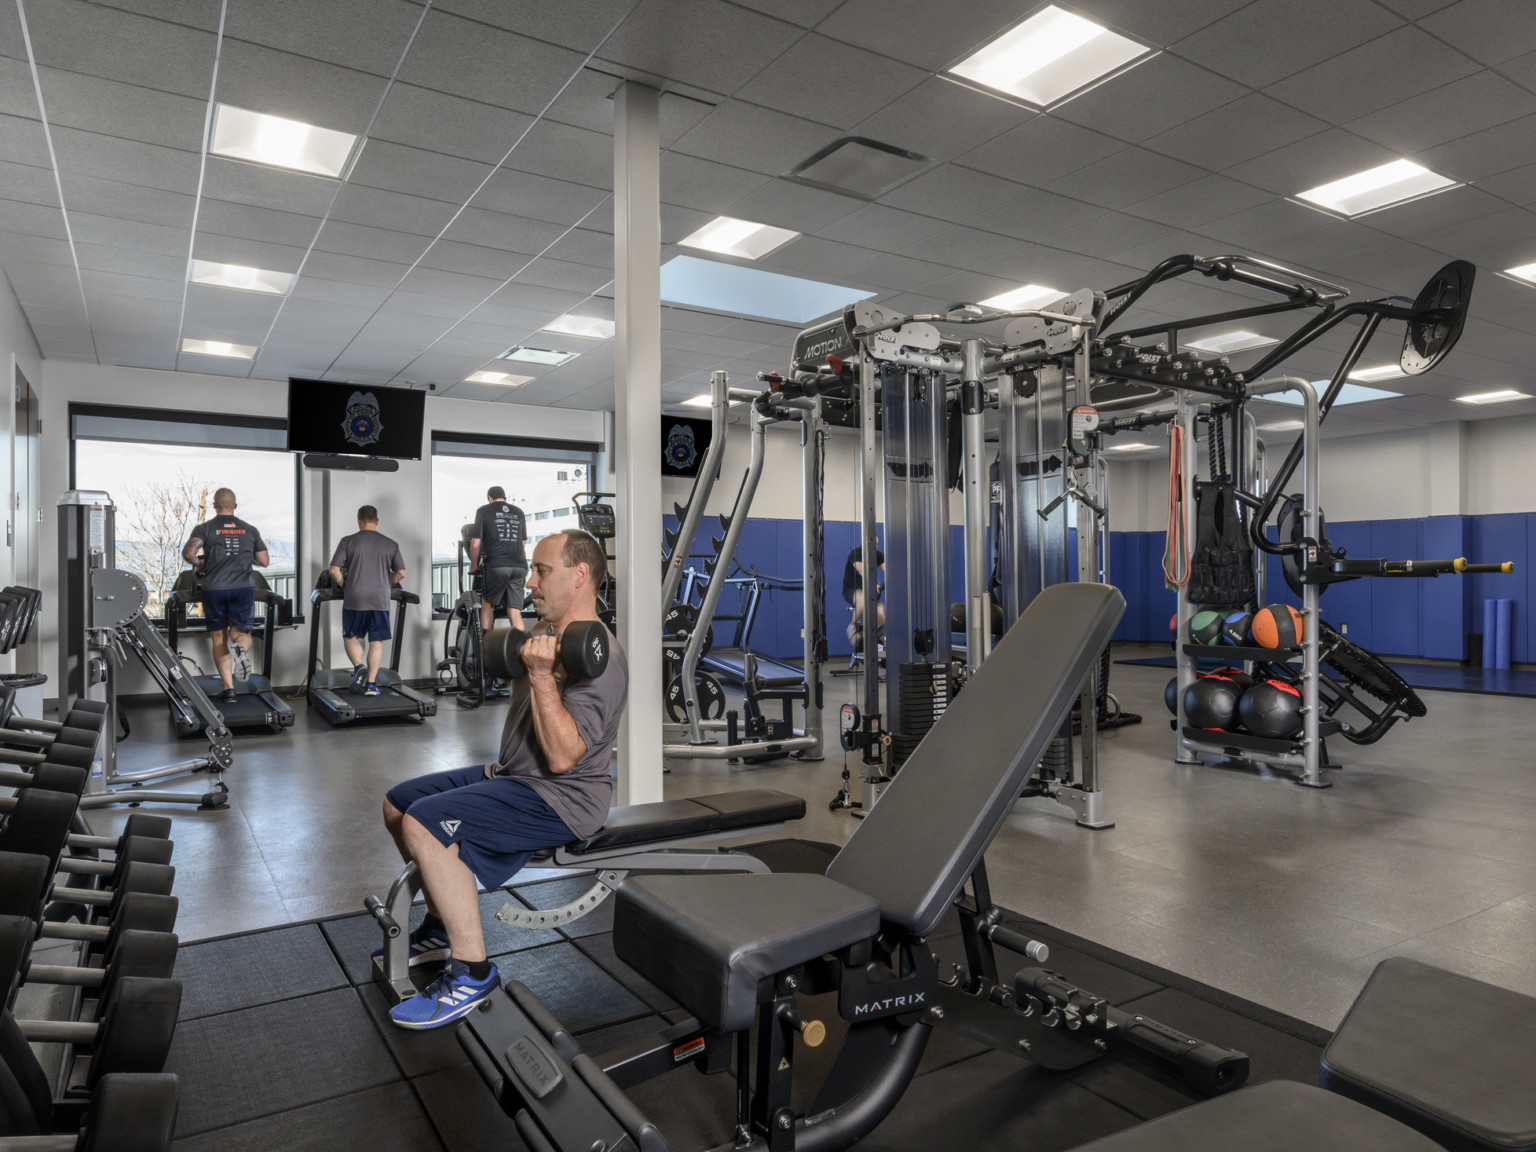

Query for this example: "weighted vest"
[1186,481,1255,608]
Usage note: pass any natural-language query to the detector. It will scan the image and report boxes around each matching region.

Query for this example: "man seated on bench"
[377,529,628,1031]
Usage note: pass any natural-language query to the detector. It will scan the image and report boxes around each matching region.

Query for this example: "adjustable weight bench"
[366,787,805,1003]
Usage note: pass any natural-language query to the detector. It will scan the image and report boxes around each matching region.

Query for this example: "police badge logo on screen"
[342,391,384,449]
[659,416,712,477]
[665,422,697,472]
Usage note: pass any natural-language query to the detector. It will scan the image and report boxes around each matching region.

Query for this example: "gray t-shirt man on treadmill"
[328,506,407,694]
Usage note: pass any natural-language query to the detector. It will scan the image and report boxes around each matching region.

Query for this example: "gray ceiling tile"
[302,250,413,288]
[758,235,882,281]
[198,199,322,247]
[852,77,1032,165]
[59,172,195,228]
[23,0,215,98]
[282,288,383,321]
[727,0,843,27]
[816,203,951,250]
[1478,161,1536,206]
[75,242,183,280]
[418,239,537,281]
[395,265,504,302]
[1053,53,1245,144]
[0,159,57,205]
[0,231,71,264]
[357,311,460,343]
[849,253,955,292]
[658,154,769,213]
[1173,0,1401,87]
[328,183,459,236]
[965,189,1112,244]
[817,0,1045,72]
[432,323,522,349]
[661,306,737,334]
[436,0,636,51]
[1375,0,1460,15]
[80,269,182,302]
[516,257,612,294]
[540,229,613,269]
[1223,128,1400,196]
[310,219,429,265]
[1360,185,1511,241]
[1345,71,1536,156]
[484,280,588,315]
[1045,212,1182,261]
[396,11,587,115]
[224,0,424,76]
[50,128,200,194]
[0,58,37,121]
[1419,113,1536,181]
[596,0,801,96]
[215,40,386,136]
[35,68,204,151]
[1127,175,1274,231]
[671,100,842,176]
[1419,0,1536,66]
[1199,197,1330,247]
[465,301,564,331]
[898,225,1025,270]
[1417,206,1536,255]
[1265,26,1482,123]
[349,139,495,204]
[878,164,1028,222]
[501,120,613,190]
[1502,48,1536,90]
[73,0,221,29]
[183,283,284,329]
[1071,0,1253,43]
[959,116,1124,187]
[1143,93,1328,172]
[724,179,860,234]
[370,85,535,165]
[202,157,340,218]
[191,231,308,272]
[1045,148,1205,211]
[473,168,611,225]
[440,208,572,255]
[735,34,927,131]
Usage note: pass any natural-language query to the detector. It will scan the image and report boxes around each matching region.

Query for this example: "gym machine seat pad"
[559,789,804,856]
[1071,1081,1445,1151]
[1321,957,1536,1151]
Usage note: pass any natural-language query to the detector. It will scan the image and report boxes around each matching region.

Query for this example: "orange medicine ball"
[1251,604,1305,648]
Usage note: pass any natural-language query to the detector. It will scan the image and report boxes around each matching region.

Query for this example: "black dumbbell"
[3,910,178,1007]
[482,620,609,682]
[0,1063,178,1152]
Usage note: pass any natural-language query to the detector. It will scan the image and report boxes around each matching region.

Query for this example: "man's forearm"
[392,569,406,585]
[329,565,344,587]
[183,541,202,563]
[527,674,586,774]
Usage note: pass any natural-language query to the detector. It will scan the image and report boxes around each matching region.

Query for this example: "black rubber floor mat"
[412,1065,524,1152]
[167,987,398,1137]
[357,981,471,1080]
[176,923,348,1021]
[572,931,679,1013]
[488,940,649,1033]
[172,1082,442,1152]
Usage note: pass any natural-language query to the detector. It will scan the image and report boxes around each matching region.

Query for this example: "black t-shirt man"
[842,546,884,605]
[471,487,529,630]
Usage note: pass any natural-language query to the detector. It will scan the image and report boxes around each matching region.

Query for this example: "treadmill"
[699,568,805,688]
[306,572,437,725]
[164,570,296,735]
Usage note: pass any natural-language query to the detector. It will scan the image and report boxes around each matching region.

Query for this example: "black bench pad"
[1321,958,1536,1152]
[1072,1081,1446,1151]
[565,788,805,855]
[613,873,879,1034]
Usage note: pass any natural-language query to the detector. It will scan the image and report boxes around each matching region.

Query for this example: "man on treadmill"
[469,486,528,635]
[378,529,627,1029]
[328,506,407,697]
[182,488,269,705]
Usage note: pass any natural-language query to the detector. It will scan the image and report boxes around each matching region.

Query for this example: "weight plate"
[1277,494,1331,599]
[664,672,726,723]
[662,603,712,657]
[1400,259,1474,376]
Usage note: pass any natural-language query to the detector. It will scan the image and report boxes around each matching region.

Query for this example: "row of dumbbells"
[0,699,180,1152]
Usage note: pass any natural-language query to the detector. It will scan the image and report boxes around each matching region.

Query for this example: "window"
[430,432,599,612]
[70,405,300,618]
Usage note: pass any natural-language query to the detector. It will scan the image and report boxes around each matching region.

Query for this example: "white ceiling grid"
[0,0,1531,430]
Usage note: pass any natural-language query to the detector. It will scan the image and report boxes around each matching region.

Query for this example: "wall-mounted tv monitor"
[662,415,714,478]
[286,377,426,460]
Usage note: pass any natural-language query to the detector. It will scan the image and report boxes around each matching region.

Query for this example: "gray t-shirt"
[330,529,405,612]
[187,515,266,591]
[487,622,627,839]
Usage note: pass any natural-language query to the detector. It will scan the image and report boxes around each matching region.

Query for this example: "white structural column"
[1427,420,1467,517]
[612,82,664,804]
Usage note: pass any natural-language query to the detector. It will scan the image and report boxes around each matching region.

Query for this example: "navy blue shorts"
[342,609,392,642]
[204,587,255,633]
[386,765,575,889]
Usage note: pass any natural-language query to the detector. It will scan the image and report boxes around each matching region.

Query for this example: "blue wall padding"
[662,513,1525,662]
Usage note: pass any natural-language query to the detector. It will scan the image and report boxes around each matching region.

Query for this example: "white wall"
[1,275,43,608]
[36,361,605,690]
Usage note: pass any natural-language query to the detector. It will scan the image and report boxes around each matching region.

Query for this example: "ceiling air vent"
[786,137,935,200]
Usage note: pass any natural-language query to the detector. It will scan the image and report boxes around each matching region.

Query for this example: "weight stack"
[1036,735,1070,780]
[890,662,950,772]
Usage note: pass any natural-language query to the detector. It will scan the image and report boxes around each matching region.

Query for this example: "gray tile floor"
[85,646,1536,1031]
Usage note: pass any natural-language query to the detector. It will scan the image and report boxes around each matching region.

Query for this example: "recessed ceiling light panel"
[1184,330,1278,354]
[1295,159,1458,218]
[949,5,1151,108]
[1455,389,1532,405]
[1348,364,1406,382]
[660,255,875,324]
[1264,382,1401,406]
[679,216,800,261]
[465,370,532,386]
[979,284,1061,310]
[787,136,935,199]
[181,338,256,359]
[190,259,293,295]
[501,346,578,366]
[1504,262,1536,285]
[210,104,359,178]
[1260,420,1305,431]
[542,315,615,340]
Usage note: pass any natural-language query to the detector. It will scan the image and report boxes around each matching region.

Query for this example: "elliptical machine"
[436,522,491,708]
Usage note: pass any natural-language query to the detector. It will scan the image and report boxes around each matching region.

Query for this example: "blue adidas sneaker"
[389,959,500,1030]
[371,920,450,968]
